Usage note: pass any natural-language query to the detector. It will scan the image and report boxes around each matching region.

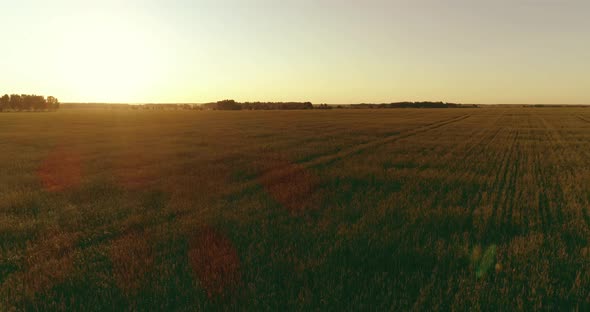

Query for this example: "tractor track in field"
[501,138,521,234]
[462,123,505,229]
[229,114,472,194]
[495,129,519,236]
[459,124,503,163]
[560,115,590,230]
[489,128,518,228]
[500,114,522,234]
[296,114,471,169]
[534,152,551,234]
[419,113,502,217]
[423,113,499,167]
[539,116,570,226]
[535,117,556,233]
[536,115,580,232]
[429,117,494,202]
[461,115,505,236]
[532,122,560,236]
[437,113,506,239]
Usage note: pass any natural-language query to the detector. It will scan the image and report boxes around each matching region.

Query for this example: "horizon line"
[62,102,590,106]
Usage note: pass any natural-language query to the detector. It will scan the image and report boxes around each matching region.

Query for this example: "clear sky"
[1,0,589,104]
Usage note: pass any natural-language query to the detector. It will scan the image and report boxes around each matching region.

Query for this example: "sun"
[53,15,164,103]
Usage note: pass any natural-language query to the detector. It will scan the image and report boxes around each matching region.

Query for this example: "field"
[1,108,589,310]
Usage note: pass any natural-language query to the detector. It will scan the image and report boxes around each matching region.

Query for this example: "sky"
[1,0,589,104]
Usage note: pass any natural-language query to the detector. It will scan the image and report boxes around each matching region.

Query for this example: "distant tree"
[47,96,60,111]
[237,101,313,110]
[9,94,22,111]
[0,94,9,111]
[315,104,332,109]
[216,99,241,110]
[21,94,33,111]
[1,94,59,112]
[31,95,47,111]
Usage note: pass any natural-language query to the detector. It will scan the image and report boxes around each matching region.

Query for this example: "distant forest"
[349,102,478,109]
[201,100,314,110]
[62,100,478,110]
[0,94,60,112]
[199,100,477,110]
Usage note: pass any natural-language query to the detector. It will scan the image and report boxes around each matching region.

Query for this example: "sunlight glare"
[54,14,164,102]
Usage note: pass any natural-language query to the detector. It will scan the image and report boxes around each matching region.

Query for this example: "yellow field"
[1,108,589,310]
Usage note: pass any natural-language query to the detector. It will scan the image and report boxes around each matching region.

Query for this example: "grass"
[0,108,589,310]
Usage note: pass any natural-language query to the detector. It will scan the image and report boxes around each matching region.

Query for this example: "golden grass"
[188,227,241,298]
[257,154,319,214]
[37,147,82,192]
[0,108,589,310]
[109,231,154,295]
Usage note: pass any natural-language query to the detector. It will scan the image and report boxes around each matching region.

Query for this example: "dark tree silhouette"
[21,95,32,111]
[31,95,47,111]
[47,96,60,111]
[0,94,59,112]
[348,101,475,109]
[215,99,241,110]
[10,94,22,111]
[315,104,332,109]
[200,100,314,110]
[0,94,9,112]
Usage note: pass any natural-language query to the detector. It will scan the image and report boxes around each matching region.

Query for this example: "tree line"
[59,100,478,110]
[201,100,314,110]
[0,94,60,112]
[349,102,478,109]
[62,101,316,110]
[202,100,477,110]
